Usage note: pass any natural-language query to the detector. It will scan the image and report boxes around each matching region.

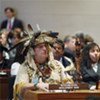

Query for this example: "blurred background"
[0,0,100,44]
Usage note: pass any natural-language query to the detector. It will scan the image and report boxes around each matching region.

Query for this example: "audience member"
[0,45,11,70]
[53,38,75,72]
[81,42,100,88]
[0,7,24,31]
[14,31,73,99]
[13,28,27,64]
[64,35,76,62]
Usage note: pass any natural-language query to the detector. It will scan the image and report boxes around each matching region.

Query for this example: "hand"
[37,78,49,92]
[21,83,34,97]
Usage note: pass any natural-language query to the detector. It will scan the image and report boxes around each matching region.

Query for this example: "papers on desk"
[49,90,69,93]
[89,85,96,90]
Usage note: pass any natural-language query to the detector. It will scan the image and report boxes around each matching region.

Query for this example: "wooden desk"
[24,90,100,100]
[0,69,10,99]
[0,76,9,99]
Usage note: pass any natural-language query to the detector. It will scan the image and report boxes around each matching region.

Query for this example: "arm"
[81,66,98,84]
[13,62,32,99]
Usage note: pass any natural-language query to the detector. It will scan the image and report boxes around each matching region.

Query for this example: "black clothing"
[0,59,12,70]
[81,63,100,85]
[0,18,24,30]
[64,48,75,62]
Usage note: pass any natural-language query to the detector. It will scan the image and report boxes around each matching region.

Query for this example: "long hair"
[81,42,100,69]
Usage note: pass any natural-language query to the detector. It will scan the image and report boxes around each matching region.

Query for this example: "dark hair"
[4,7,14,13]
[81,42,100,69]
[54,39,64,50]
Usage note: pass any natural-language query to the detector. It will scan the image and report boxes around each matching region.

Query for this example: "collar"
[59,57,63,63]
[8,17,15,23]
[92,63,98,73]
[92,63,98,67]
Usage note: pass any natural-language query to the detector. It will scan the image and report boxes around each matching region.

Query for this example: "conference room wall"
[0,0,100,44]
[0,0,1,20]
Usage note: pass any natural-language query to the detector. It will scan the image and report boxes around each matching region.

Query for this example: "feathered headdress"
[9,24,59,55]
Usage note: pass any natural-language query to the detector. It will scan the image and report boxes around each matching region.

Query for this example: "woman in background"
[81,42,100,88]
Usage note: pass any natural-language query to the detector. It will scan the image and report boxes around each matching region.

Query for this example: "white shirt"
[7,17,15,31]
[59,57,63,63]
[11,62,20,76]
[92,63,98,73]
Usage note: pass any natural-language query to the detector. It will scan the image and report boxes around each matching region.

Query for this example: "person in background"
[8,28,27,100]
[0,45,12,100]
[53,38,75,72]
[0,7,24,31]
[14,31,73,100]
[0,45,11,70]
[75,33,94,79]
[13,28,27,64]
[0,7,24,60]
[64,35,76,63]
[0,30,9,59]
[81,42,100,89]
[75,32,94,48]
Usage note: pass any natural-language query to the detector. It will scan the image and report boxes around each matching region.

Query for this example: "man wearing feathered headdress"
[13,31,73,100]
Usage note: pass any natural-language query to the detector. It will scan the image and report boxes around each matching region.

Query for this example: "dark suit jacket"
[61,56,71,68]
[64,48,75,63]
[0,59,12,69]
[0,18,24,30]
[14,42,28,64]
[81,63,100,85]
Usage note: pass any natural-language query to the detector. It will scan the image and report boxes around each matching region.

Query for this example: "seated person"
[64,35,76,63]
[14,31,73,99]
[81,42,100,88]
[13,28,27,64]
[8,28,27,100]
[0,29,10,59]
[52,38,76,72]
[8,27,29,100]
[0,45,11,70]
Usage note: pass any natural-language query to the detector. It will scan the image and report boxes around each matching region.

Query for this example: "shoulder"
[49,60,65,71]
[80,65,88,72]
[63,56,74,67]
[64,56,73,62]
[1,20,7,25]
[2,19,7,23]
[14,18,23,23]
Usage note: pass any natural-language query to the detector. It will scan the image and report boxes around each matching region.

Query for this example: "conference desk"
[24,90,100,100]
[0,69,10,99]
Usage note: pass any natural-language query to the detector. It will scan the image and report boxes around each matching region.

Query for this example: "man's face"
[5,9,14,19]
[53,43,64,60]
[13,35,20,45]
[68,38,76,51]
[0,34,7,45]
[89,46,100,63]
[34,43,48,64]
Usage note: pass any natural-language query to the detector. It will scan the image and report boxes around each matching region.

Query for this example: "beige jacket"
[14,48,73,99]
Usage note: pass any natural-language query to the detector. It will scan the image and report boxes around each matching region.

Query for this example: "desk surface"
[24,90,100,100]
[0,75,9,99]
